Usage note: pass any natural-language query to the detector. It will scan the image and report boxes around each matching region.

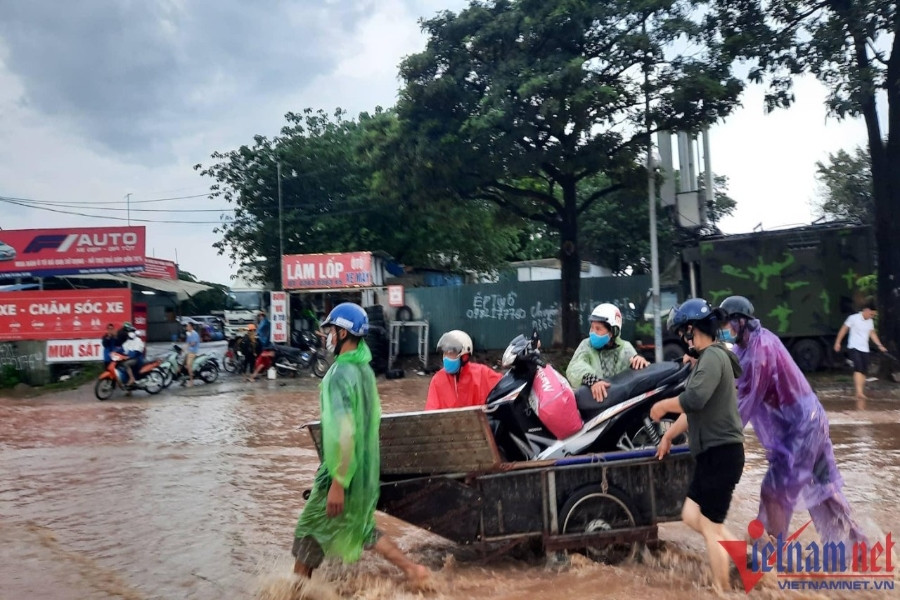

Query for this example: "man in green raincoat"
[292,303,429,586]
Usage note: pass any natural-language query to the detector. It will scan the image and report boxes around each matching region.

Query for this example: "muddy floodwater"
[2,373,899,599]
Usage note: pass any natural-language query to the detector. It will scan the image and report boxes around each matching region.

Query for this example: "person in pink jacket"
[425,330,502,410]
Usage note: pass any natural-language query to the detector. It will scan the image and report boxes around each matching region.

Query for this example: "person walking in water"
[833,300,887,405]
[652,298,745,591]
[291,303,430,588]
[721,296,867,551]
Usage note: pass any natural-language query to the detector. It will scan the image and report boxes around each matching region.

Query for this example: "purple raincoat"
[733,319,866,546]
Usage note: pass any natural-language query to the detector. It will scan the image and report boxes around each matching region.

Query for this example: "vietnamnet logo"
[721,519,896,593]
[24,232,139,254]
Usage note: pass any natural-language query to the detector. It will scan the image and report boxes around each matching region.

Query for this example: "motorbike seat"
[138,361,161,374]
[576,361,688,420]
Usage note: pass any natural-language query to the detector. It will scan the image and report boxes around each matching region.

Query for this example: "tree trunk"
[874,145,900,378]
[560,181,581,349]
[869,27,900,379]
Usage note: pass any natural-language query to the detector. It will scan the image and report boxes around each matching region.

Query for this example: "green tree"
[814,147,874,225]
[708,0,900,356]
[392,0,743,347]
[198,108,523,286]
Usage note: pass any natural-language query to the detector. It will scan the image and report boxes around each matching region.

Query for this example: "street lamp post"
[277,161,284,291]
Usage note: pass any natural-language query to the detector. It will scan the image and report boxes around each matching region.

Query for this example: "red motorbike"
[94,351,164,400]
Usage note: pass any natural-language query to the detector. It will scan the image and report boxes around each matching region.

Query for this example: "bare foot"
[404,564,433,590]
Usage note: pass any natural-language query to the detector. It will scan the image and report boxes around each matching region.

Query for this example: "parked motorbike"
[95,351,164,400]
[156,344,220,387]
[485,334,690,461]
[273,343,329,378]
[223,337,243,374]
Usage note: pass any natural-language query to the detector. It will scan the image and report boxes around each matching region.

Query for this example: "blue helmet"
[322,302,369,337]
[668,298,715,333]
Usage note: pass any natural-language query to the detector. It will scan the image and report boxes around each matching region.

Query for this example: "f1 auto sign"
[0,289,132,341]
[0,226,146,279]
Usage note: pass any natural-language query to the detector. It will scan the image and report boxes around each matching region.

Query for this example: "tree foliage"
[708,0,900,356]
[390,0,744,347]
[814,147,874,225]
[196,109,525,286]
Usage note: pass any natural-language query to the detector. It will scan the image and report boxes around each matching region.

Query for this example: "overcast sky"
[0,1,875,286]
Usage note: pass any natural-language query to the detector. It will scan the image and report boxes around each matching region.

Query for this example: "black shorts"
[848,349,870,374]
[687,442,744,524]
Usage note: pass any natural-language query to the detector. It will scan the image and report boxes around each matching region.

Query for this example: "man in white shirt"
[834,301,887,402]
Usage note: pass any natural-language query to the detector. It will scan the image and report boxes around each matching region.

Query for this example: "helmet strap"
[334,328,349,355]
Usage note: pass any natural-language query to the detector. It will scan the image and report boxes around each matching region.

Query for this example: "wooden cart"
[307,406,694,561]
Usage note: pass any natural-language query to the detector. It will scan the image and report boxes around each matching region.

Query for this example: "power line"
[0,192,212,206]
[0,197,228,224]
[0,196,382,224]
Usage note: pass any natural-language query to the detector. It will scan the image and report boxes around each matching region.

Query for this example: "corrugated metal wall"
[399,275,651,351]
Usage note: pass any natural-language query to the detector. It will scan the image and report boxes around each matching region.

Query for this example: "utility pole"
[125,193,132,225]
[644,18,663,364]
[277,161,284,290]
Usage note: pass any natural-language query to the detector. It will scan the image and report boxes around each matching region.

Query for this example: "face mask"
[325,332,336,354]
[719,328,735,344]
[589,332,611,350]
[443,356,462,374]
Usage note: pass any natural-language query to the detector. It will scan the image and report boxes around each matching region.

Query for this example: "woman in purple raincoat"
[718,296,866,546]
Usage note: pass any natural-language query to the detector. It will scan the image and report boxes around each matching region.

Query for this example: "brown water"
[1,376,898,599]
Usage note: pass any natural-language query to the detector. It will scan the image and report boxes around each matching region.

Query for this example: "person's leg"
[681,499,736,590]
[371,536,431,587]
[849,349,869,401]
[291,536,323,579]
[757,464,800,540]
[186,353,195,386]
[124,359,137,385]
[853,371,866,399]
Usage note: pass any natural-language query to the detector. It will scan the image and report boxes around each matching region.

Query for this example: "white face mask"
[326,332,336,354]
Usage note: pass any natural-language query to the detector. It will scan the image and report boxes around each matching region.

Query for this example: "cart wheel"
[560,484,640,564]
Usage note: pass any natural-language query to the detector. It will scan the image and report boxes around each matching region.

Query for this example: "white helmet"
[437,330,473,355]
[589,303,622,337]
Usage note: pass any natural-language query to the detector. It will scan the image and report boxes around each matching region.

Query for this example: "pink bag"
[529,365,583,439]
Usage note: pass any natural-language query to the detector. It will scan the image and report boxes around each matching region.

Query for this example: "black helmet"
[720,296,754,320]
[668,298,715,333]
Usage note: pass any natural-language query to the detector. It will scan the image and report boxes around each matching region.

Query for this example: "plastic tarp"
[294,340,381,563]
[64,274,211,301]
[733,319,866,545]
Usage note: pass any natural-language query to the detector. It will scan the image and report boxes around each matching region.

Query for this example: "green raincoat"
[294,340,381,563]
[565,338,638,388]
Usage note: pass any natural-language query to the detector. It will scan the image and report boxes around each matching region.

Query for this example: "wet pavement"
[1,371,898,599]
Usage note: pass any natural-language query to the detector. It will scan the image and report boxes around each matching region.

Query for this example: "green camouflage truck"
[635,222,874,371]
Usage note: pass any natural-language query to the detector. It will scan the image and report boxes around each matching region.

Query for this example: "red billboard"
[137,257,178,280]
[0,226,146,279]
[282,252,373,289]
[0,289,132,341]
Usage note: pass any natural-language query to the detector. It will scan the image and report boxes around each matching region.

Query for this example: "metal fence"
[398,275,651,352]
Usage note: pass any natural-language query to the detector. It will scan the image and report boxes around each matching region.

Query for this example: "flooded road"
[1,374,898,599]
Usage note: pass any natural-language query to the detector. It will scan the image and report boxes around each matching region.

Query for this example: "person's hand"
[878,344,887,352]
[833,343,841,353]
[326,480,345,518]
[681,354,696,366]
[656,434,673,460]
[630,355,650,370]
[591,380,610,402]
[649,400,668,422]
